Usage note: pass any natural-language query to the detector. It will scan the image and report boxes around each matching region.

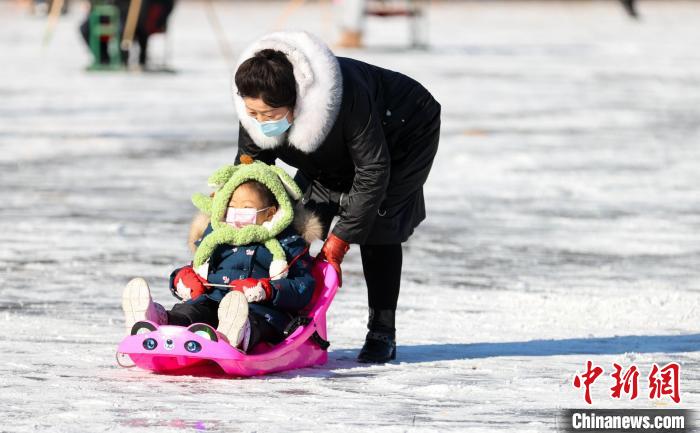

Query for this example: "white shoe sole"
[122,277,152,334]
[217,291,249,346]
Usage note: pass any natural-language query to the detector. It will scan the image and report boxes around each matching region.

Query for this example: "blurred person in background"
[79,0,175,68]
[79,0,128,65]
[620,0,638,18]
[335,0,365,48]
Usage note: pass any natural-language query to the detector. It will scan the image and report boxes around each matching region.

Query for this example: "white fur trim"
[232,31,343,154]
[269,259,289,280]
[188,212,210,254]
[293,204,324,243]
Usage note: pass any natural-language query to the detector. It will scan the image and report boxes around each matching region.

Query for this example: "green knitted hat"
[191,156,303,280]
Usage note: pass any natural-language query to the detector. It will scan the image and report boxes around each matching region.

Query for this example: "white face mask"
[225,207,271,228]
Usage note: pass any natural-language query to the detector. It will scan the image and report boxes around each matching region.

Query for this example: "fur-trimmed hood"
[231,31,343,154]
[190,159,303,279]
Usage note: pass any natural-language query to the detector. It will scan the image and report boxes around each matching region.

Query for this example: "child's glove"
[316,233,349,286]
[172,266,208,300]
[229,277,273,303]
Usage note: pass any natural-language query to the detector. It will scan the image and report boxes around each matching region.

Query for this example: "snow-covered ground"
[1,0,700,431]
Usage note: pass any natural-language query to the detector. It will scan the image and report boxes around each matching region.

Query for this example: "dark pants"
[166,299,285,349]
[360,244,402,311]
[295,180,404,313]
[621,0,638,17]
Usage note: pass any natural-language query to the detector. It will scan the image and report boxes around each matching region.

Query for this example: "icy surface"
[1,1,700,431]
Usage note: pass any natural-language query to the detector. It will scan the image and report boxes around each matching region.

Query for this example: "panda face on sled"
[130,321,223,356]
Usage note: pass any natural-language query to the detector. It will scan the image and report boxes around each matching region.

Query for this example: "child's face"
[228,183,276,225]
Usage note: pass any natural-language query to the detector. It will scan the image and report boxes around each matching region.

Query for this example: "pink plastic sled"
[116,261,339,377]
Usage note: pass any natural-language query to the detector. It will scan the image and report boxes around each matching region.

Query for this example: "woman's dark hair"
[235,49,297,109]
[239,180,279,209]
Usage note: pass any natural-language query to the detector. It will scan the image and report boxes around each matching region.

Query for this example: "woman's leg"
[357,243,402,363]
[357,106,440,362]
[361,244,403,311]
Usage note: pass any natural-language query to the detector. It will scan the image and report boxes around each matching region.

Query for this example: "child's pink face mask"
[225,207,270,228]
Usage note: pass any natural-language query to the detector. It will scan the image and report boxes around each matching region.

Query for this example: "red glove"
[316,233,350,286]
[173,266,208,300]
[229,277,273,303]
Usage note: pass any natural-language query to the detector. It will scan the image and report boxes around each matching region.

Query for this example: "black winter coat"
[234,35,440,245]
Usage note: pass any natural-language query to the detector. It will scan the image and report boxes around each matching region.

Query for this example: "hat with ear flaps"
[190,155,303,280]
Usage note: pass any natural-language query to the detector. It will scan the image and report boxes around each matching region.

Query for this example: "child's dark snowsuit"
[168,225,315,349]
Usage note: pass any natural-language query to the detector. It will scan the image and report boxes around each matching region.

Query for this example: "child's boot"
[217,291,252,351]
[121,277,168,333]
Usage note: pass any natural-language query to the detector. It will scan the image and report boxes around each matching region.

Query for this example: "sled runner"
[116,260,338,377]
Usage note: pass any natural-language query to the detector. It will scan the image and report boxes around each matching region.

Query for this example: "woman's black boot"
[357,308,396,363]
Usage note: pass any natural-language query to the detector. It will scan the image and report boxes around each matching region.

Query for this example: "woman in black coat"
[229,31,440,362]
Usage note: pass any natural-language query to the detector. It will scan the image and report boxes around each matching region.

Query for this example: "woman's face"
[244,97,294,124]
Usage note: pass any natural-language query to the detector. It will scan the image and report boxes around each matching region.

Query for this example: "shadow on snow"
[328,333,700,365]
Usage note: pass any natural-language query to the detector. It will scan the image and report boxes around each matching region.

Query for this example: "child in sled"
[121,156,321,352]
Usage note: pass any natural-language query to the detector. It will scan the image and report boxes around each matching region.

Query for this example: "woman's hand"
[316,234,350,286]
